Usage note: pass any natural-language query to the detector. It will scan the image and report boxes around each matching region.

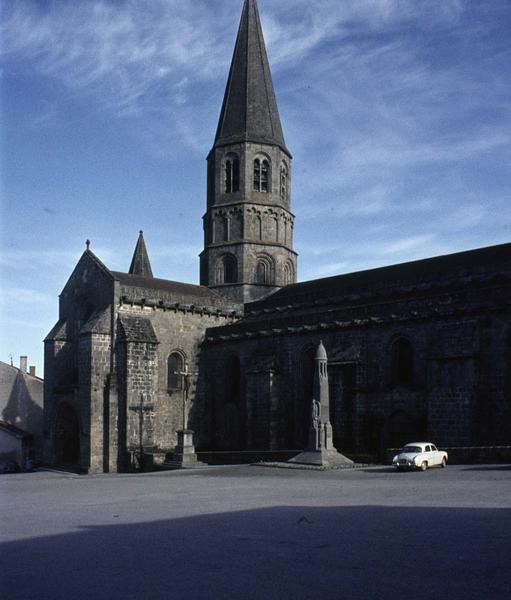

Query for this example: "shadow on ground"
[2,505,510,600]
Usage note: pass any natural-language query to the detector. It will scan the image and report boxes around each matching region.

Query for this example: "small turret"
[129,231,153,278]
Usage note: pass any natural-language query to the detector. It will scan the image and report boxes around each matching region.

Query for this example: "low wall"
[198,450,301,465]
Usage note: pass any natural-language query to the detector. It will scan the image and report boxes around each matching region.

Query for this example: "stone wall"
[202,265,511,457]
[115,303,236,462]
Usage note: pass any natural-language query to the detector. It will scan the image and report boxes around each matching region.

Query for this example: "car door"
[424,445,434,466]
[430,444,440,465]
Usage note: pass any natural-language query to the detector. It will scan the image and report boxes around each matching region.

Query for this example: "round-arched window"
[217,254,238,284]
[283,261,294,286]
[254,256,274,285]
[168,352,185,391]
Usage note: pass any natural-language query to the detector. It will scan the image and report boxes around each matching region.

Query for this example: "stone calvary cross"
[168,362,204,470]
[174,363,197,431]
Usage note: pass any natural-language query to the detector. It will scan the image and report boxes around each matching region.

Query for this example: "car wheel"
[420,461,428,471]
[441,458,447,468]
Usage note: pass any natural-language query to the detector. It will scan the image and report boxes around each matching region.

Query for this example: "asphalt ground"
[1,464,510,600]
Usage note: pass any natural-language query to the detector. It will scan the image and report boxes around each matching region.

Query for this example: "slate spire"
[129,231,153,278]
[214,0,289,154]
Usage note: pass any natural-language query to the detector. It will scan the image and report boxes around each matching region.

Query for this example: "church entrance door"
[54,402,80,465]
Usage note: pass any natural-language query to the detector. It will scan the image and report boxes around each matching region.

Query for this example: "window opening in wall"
[253,158,270,192]
[256,261,267,284]
[225,155,240,193]
[223,255,237,284]
[255,257,274,285]
[391,338,414,386]
[168,353,184,390]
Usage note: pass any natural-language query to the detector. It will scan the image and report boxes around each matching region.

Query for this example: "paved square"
[2,465,510,599]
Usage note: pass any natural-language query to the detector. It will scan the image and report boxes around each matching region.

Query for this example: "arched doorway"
[54,402,80,465]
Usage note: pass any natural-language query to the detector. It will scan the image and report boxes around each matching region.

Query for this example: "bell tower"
[200,0,297,304]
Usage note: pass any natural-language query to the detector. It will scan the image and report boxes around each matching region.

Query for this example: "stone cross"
[174,363,197,431]
[129,394,154,457]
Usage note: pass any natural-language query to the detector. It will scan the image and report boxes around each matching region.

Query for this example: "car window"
[402,446,422,453]
[425,445,432,452]
[431,445,437,451]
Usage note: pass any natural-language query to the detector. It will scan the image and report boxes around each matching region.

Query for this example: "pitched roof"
[214,0,289,154]
[112,272,230,304]
[79,308,111,335]
[118,315,158,344]
[249,242,511,310]
[44,319,67,342]
[129,231,153,278]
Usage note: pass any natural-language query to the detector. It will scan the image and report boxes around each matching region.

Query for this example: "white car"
[392,442,448,471]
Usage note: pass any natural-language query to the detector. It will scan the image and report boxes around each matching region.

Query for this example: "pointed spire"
[214,0,289,154]
[129,231,153,278]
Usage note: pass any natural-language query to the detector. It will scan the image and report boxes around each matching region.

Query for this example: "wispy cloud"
[0,287,52,305]
[0,249,79,269]
[1,1,233,117]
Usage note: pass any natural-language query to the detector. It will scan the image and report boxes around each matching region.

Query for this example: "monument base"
[288,448,354,469]
[164,430,205,470]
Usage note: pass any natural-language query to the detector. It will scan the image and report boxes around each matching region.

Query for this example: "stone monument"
[289,342,354,468]
[165,363,205,469]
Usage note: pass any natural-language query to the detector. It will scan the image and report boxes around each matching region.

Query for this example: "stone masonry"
[43,0,511,473]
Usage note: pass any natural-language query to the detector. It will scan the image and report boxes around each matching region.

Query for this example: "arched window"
[167,352,184,391]
[256,261,268,284]
[280,164,288,201]
[254,256,274,285]
[391,338,414,386]
[253,158,270,192]
[283,261,294,286]
[217,254,237,284]
[225,154,240,193]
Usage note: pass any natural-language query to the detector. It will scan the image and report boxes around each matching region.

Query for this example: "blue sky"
[1,0,510,375]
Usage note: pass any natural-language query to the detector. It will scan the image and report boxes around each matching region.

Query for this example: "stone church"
[44,0,511,473]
